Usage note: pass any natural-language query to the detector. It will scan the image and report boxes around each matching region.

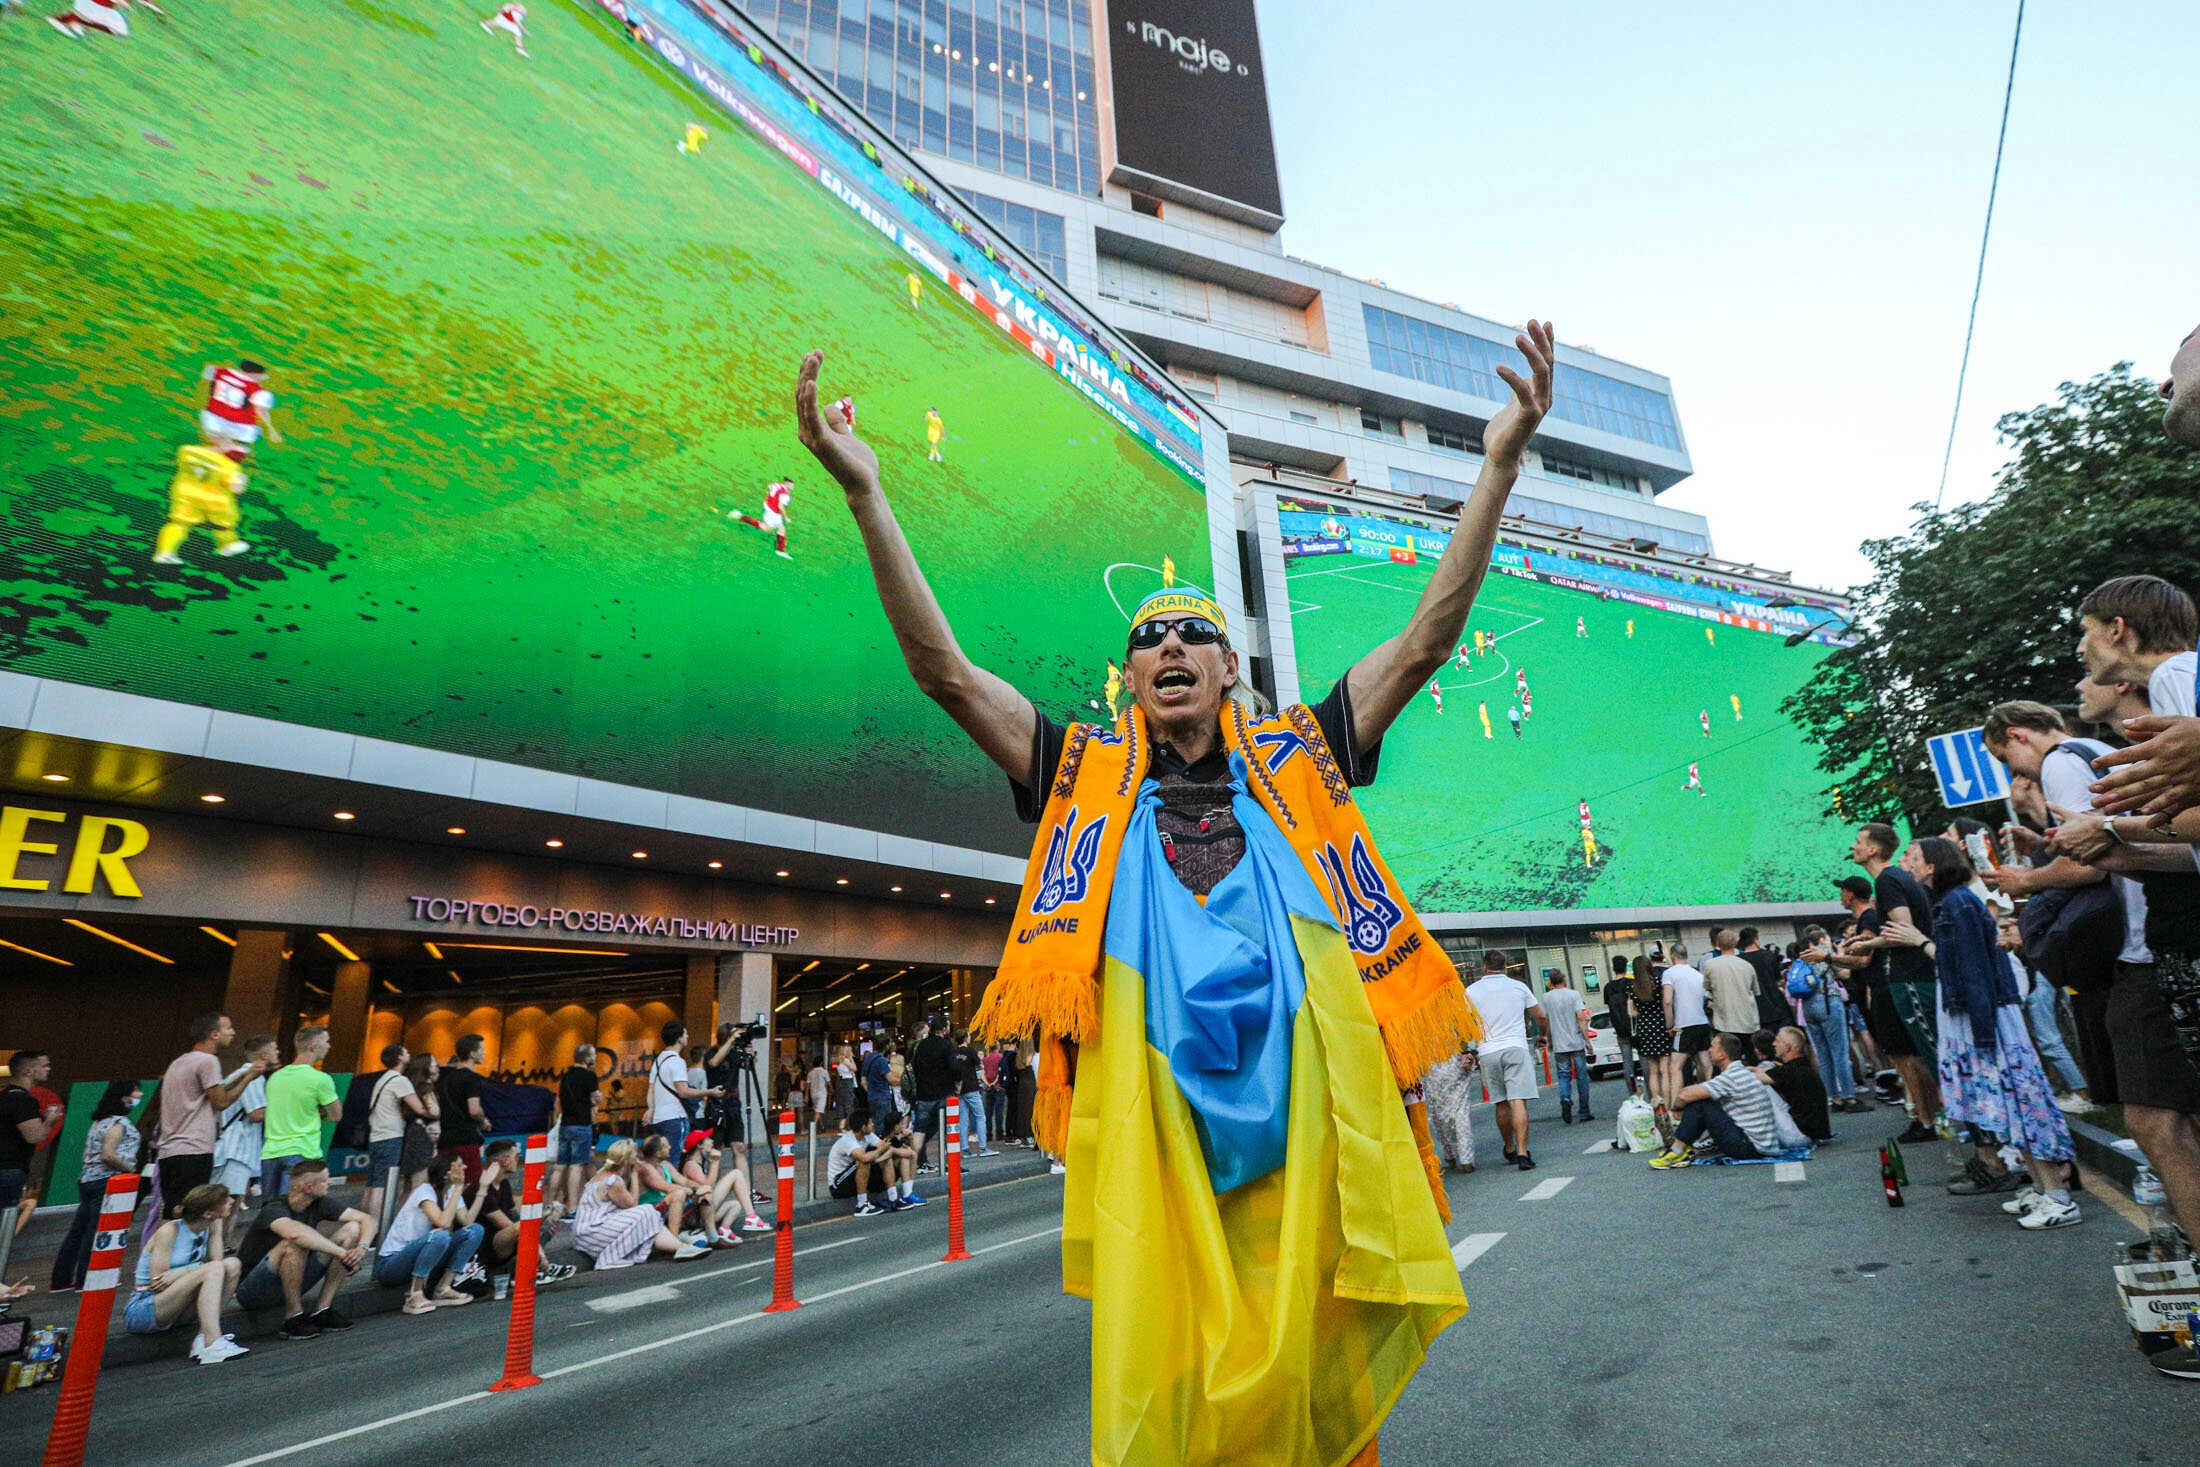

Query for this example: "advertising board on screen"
[1105,0,1284,228]
[1279,496,1857,912]
[0,0,1214,858]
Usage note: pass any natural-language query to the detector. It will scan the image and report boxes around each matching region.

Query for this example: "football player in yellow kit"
[152,441,252,564]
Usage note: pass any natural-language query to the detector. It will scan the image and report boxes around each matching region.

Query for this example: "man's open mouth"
[1154,669,1196,690]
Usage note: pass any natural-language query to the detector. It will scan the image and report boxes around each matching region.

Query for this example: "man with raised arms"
[793,319,1557,1467]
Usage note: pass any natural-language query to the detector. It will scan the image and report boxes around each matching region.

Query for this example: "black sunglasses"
[1127,615,1225,650]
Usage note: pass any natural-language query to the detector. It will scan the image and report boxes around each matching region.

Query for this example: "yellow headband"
[1129,588,1227,636]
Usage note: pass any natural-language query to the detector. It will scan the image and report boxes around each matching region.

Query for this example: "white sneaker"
[853,1199,883,1217]
[2001,1185,2044,1216]
[192,1334,249,1364]
[2018,1197,2082,1230]
[1048,1161,1066,1175]
[2053,1093,2098,1113]
[151,551,182,564]
[217,540,252,557]
[671,1242,709,1260]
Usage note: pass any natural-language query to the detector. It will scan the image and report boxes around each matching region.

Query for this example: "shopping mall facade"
[2,0,1852,1104]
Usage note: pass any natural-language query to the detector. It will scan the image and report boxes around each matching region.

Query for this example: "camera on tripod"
[720,1019,769,1055]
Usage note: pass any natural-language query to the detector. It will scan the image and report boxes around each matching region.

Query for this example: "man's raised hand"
[1483,319,1557,470]
[794,350,880,497]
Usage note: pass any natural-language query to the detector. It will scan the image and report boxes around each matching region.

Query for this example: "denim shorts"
[366,1136,405,1183]
[236,1252,328,1312]
[557,1125,596,1166]
[122,1289,168,1334]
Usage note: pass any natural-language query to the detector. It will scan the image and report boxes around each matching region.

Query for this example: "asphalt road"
[3,1086,2186,1467]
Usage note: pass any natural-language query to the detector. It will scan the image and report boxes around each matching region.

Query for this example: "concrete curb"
[69,1149,1054,1367]
[2067,1114,2142,1190]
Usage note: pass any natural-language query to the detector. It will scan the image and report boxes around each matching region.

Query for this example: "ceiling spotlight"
[199,793,225,804]
[985,897,997,905]
[631,851,648,859]
[890,885,903,893]
[775,869,790,878]
[446,826,466,835]
[333,811,355,821]
[708,860,723,870]
[40,773,68,783]
[545,838,564,848]
[835,877,850,886]
[940,892,952,899]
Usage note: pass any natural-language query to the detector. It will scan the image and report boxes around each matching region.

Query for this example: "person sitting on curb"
[570,1139,708,1268]
[634,1132,709,1250]
[124,1183,246,1364]
[233,1159,375,1340]
[374,1153,484,1314]
[464,1139,577,1290]
[1650,1032,1786,1169]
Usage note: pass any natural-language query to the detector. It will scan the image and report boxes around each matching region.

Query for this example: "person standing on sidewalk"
[953,1029,997,1156]
[908,1020,956,1175]
[158,1013,266,1216]
[1739,928,1794,1033]
[1662,944,1712,1087]
[212,1033,282,1200]
[1539,972,1595,1124]
[51,1080,142,1293]
[1467,951,1544,1169]
[0,1051,65,1217]
[1701,931,1762,1057]
[1850,824,1944,1142]
[1792,930,1863,1113]
[260,1027,341,1198]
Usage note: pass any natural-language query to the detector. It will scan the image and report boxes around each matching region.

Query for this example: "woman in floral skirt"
[1883,837,2081,1230]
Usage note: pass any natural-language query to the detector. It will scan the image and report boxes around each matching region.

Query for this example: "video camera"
[719,1019,769,1054]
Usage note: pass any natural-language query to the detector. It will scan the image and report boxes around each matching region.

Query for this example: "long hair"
[1914,835,1974,897]
[1631,954,1661,1009]
[93,1079,138,1121]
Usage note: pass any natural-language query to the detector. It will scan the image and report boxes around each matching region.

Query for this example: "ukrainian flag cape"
[975,702,1477,1467]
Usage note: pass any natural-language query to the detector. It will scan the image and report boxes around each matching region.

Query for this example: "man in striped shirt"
[1650,1032,1783,1168]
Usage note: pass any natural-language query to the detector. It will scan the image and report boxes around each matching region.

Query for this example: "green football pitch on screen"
[0,0,1210,854]
[1287,552,1854,911]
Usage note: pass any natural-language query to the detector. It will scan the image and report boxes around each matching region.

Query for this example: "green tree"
[1783,364,2200,834]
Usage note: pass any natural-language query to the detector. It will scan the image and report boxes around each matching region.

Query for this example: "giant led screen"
[0,0,1212,855]
[1280,497,1855,911]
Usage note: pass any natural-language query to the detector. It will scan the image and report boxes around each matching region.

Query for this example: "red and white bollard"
[942,1096,971,1262]
[489,1132,550,1391]
[41,1174,139,1467]
[764,1110,800,1313]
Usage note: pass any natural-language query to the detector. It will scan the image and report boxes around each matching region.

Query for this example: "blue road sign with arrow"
[1926,726,2010,809]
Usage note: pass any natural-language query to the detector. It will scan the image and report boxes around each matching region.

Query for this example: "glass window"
[960,187,1069,279]
[1385,467,1708,555]
[1361,305,1681,451]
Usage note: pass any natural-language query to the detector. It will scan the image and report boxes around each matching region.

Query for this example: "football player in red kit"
[734,479,793,559]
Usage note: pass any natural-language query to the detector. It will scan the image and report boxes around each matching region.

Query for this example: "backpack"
[1786,960,1820,999]
[332,1071,394,1151]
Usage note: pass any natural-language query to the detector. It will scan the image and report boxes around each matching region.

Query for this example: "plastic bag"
[1617,1094,1661,1153]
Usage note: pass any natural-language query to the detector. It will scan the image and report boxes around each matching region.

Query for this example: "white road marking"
[1584,1140,1617,1154]
[586,1236,867,1311]
[1774,1161,1807,1184]
[1519,1176,1575,1201]
[218,1228,1062,1467]
[1450,1232,1506,1270]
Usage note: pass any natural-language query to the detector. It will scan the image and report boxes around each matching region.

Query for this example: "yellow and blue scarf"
[975,701,1475,1467]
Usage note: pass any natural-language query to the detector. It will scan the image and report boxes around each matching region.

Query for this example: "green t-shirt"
[261,1063,336,1160]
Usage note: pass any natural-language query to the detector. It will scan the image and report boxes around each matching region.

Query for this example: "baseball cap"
[1834,876,1871,901]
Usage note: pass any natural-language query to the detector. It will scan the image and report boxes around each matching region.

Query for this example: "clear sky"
[1256,1,2199,593]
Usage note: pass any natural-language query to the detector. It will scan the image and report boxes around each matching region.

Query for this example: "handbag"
[399,1116,434,1175]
